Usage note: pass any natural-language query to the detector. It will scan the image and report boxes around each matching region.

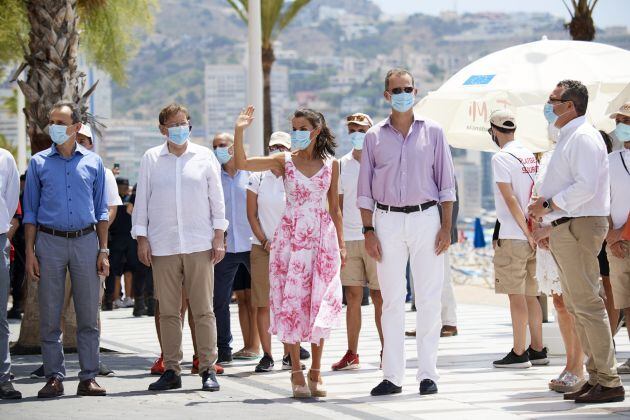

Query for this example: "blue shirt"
[24,144,108,231]
[221,169,252,253]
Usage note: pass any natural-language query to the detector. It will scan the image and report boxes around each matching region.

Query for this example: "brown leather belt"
[376,201,437,214]
[38,224,95,239]
[551,217,574,227]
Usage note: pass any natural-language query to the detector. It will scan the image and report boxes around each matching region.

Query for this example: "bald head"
[212,132,234,149]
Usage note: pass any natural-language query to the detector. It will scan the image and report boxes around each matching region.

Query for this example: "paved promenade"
[3,285,630,419]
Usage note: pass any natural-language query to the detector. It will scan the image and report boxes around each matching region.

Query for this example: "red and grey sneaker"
[215,363,224,375]
[331,350,360,371]
[191,355,199,375]
[150,355,165,376]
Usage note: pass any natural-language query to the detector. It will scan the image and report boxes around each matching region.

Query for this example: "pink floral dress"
[269,153,342,344]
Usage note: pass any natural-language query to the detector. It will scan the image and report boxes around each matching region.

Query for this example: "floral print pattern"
[269,153,342,344]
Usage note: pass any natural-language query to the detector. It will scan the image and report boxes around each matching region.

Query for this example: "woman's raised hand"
[235,105,255,130]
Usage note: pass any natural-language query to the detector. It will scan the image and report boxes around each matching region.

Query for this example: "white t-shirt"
[492,141,538,240]
[609,149,630,230]
[105,168,123,207]
[247,170,286,245]
[339,152,363,241]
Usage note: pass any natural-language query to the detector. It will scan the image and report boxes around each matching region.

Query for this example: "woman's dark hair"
[293,108,336,159]
[599,130,613,154]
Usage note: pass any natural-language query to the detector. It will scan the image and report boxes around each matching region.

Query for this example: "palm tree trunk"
[262,44,275,155]
[567,0,596,41]
[13,0,83,354]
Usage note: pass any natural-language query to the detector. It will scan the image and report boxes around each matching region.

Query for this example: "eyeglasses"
[547,98,570,105]
[389,87,414,95]
[164,121,191,129]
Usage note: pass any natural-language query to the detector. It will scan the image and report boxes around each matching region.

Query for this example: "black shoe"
[282,354,306,370]
[6,307,22,319]
[102,302,113,311]
[201,370,220,391]
[30,364,45,379]
[493,349,532,369]
[98,362,115,377]
[148,370,182,391]
[527,346,549,366]
[133,300,146,317]
[217,352,233,366]
[299,346,310,360]
[0,382,22,399]
[255,353,275,373]
[419,379,438,395]
[146,299,155,317]
[370,380,402,396]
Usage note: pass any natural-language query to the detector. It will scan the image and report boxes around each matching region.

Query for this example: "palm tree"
[563,0,599,41]
[227,0,311,154]
[0,0,154,353]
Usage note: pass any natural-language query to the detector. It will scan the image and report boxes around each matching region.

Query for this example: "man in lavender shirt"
[358,69,456,397]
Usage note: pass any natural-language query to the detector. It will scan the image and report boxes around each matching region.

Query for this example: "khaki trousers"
[550,217,621,387]
[152,250,217,375]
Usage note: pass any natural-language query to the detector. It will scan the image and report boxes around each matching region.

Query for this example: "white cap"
[269,131,291,149]
[78,123,93,139]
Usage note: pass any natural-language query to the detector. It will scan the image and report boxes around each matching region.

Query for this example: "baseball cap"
[269,131,291,149]
[346,113,373,127]
[78,123,93,139]
[609,102,630,119]
[489,109,516,129]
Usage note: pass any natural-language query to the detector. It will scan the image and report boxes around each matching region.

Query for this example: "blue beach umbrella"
[473,217,486,248]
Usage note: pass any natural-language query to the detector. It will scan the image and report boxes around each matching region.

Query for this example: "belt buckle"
[403,206,412,214]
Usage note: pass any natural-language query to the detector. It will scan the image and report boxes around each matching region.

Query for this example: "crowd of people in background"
[0,68,628,406]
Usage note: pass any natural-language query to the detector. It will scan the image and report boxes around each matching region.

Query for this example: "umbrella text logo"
[469,101,488,123]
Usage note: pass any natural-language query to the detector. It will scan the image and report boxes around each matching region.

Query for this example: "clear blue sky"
[371,0,629,28]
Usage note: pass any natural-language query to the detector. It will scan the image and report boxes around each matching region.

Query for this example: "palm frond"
[278,0,311,32]
[226,0,248,23]
[262,0,284,44]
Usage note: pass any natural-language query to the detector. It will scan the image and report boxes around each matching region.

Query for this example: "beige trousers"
[550,217,621,387]
[152,250,217,375]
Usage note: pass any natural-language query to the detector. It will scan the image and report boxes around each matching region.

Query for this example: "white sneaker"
[122,297,135,308]
[113,298,124,309]
[617,359,630,374]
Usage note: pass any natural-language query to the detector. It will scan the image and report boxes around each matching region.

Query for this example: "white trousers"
[441,251,457,326]
[375,206,444,386]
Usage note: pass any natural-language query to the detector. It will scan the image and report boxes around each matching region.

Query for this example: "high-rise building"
[204,63,291,144]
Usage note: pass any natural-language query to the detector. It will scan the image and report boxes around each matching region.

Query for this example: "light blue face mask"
[167,125,190,145]
[613,122,630,142]
[214,147,232,164]
[49,124,70,145]
[390,92,415,113]
[543,103,558,125]
[291,130,312,151]
[349,132,366,150]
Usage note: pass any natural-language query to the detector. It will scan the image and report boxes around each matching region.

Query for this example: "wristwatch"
[99,248,110,256]
[542,198,554,213]
[362,226,375,234]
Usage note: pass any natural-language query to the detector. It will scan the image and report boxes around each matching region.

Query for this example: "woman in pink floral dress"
[233,106,345,398]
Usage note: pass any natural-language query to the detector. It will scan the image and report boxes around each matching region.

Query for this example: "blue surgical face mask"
[167,125,190,145]
[214,147,232,164]
[291,130,312,151]
[49,124,70,145]
[612,122,630,142]
[349,132,366,150]
[390,92,415,113]
[544,103,558,125]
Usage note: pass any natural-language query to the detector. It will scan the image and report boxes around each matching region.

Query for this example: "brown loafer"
[440,325,458,337]
[37,377,64,399]
[575,384,625,404]
[77,378,107,396]
[563,382,593,400]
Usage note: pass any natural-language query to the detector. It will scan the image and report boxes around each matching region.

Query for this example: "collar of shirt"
[47,142,89,158]
[558,115,587,140]
[158,141,198,157]
[382,112,426,130]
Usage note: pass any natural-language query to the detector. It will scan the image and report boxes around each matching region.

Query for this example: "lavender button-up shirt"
[357,114,456,211]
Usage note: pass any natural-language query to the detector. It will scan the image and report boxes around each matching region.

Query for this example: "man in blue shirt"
[24,102,110,398]
[212,132,256,365]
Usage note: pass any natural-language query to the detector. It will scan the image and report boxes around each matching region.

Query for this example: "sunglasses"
[390,87,414,95]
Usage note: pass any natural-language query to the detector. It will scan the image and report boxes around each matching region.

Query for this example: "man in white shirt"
[132,103,227,392]
[489,110,545,369]
[332,113,383,372]
[0,148,20,399]
[530,80,624,404]
[605,102,630,374]
[247,132,290,373]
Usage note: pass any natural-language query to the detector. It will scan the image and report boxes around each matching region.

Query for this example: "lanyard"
[621,152,630,177]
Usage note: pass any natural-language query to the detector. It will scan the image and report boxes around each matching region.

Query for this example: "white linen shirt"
[0,149,19,234]
[247,170,285,246]
[131,141,229,256]
[609,148,630,230]
[339,152,364,241]
[539,116,610,223]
